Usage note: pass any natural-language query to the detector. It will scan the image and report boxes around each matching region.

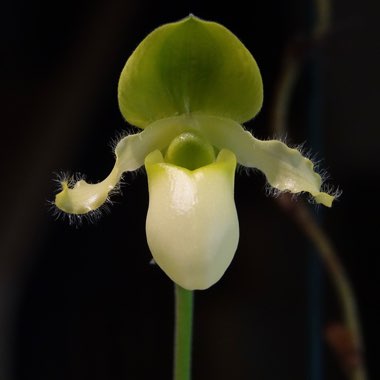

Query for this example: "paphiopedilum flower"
[54,15,335,290]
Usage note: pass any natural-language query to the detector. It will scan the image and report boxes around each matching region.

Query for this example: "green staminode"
[164,132,216,170]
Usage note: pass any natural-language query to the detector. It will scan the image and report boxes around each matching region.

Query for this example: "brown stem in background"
[270,0,367,379]
[277,195,366,379]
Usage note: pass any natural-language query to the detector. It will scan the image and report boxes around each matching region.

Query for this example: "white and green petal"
[54,117,188,214]
[145,148,239,290]
[187,115,335,207]
[55,112,334,217]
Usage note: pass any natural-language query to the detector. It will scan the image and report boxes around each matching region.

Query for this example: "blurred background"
[1,0,379,379]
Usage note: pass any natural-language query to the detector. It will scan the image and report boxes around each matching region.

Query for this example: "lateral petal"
[194,115,335,207]
[54,117,187,215]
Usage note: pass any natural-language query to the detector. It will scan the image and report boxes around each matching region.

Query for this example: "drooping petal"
[145,148,239,290]
[55,167,121,215]
[189,115,335,207]
[54,117,189,214]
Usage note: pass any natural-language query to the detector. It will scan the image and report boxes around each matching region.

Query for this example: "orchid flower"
[54,15,335,290]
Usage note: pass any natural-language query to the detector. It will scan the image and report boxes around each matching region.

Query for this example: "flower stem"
[173,284,194,380]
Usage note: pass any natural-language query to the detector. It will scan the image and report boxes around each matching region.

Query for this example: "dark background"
[0,0,379,379]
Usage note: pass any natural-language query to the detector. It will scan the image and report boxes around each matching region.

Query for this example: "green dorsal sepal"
[118,15,263,128]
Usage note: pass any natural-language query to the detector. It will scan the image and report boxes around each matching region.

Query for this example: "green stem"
[173,284,194,380]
